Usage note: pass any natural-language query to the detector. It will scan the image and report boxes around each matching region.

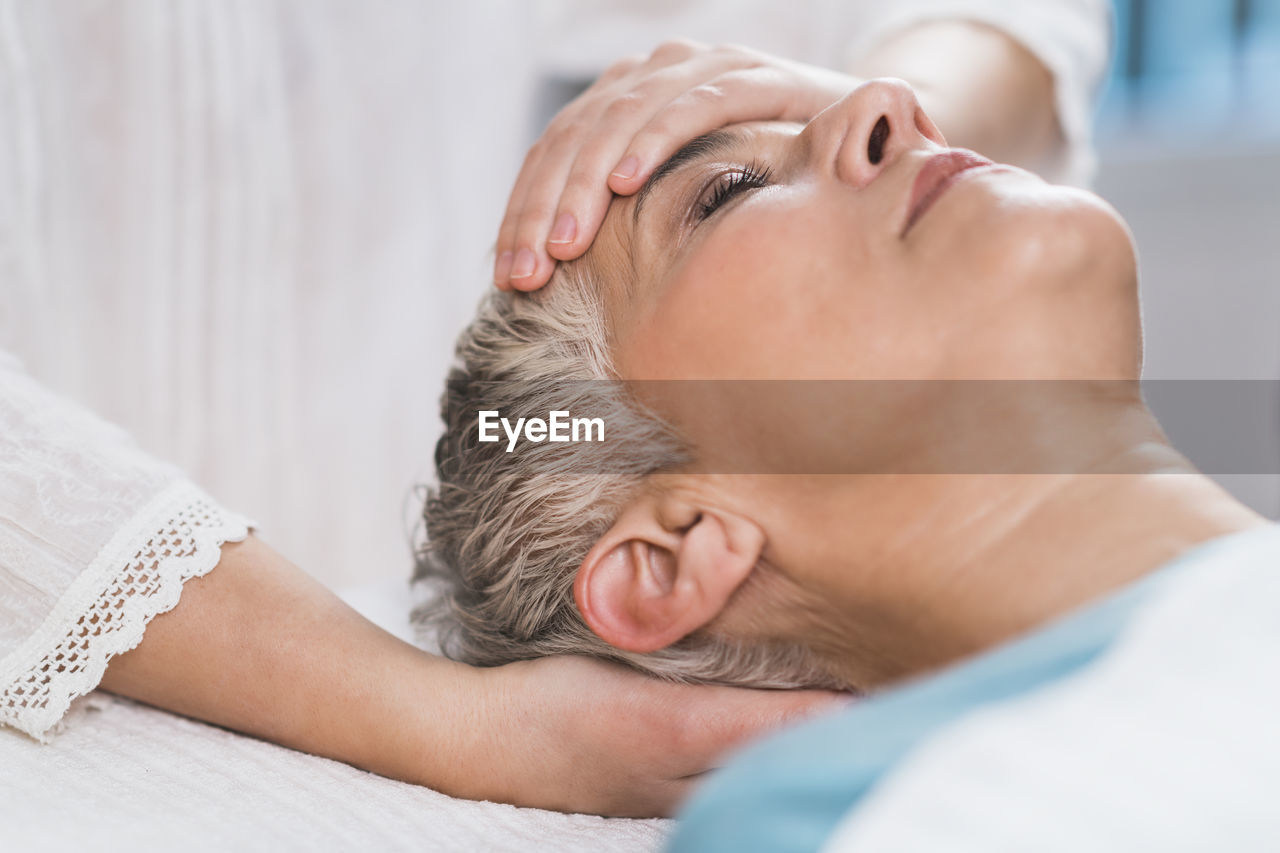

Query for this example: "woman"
[426,72,1250,684]
[422,75,1279,846]
[2,15,1108,824]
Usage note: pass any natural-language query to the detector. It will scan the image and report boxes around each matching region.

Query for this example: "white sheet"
[0,579,671,852]
[823,524,1280,851]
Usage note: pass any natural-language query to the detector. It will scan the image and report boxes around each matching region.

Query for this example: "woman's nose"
[802,78,946,189]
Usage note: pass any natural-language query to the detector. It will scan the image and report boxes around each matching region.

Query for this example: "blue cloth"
[668,531,1249,853]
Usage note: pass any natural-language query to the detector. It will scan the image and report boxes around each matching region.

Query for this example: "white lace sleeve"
[0,352,251,741]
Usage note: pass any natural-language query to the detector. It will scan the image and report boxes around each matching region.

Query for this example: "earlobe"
[573,496,764,654]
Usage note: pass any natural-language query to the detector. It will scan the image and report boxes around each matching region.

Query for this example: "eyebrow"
[631,127,743,231]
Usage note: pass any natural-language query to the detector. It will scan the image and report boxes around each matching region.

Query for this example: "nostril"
[867,115,890,165]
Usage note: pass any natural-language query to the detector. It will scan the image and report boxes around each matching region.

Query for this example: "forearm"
[93,532,845,817]
[853,19,1062,172]
[99,535,484,795]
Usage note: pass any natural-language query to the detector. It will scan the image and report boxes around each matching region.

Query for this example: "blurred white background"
[0,1,540,589]
[1,0,1275,590]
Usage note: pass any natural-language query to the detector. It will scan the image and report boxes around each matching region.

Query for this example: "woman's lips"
[901,149,997,237]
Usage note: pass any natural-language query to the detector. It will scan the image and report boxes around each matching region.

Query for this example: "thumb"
[679,687,855,766]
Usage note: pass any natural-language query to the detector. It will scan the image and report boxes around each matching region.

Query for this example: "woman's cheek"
[620,197,880,380]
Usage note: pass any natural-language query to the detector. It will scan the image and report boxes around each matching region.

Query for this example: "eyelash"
[694,162,773,223]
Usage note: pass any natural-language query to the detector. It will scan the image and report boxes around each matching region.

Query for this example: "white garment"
[0,351,250,740]
[0,1,540,591]
[823,524,1280,851]
[534,0,1113,186]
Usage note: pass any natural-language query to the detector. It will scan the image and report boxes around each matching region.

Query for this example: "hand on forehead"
[492,41,857,291]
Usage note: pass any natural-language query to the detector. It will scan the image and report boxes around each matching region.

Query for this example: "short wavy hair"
[413,261,834,688]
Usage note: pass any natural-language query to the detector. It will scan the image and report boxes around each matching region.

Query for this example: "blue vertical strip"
[1099,0,1280,138]
[1142,0,1236,126]
[1243,0,1280,131]
[1098,0,1136,124]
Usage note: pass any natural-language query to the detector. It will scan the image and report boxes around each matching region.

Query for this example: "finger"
[505,109,612,290]
[493,248,514,289]
[495,138,553,289]
[595,777,692,819]
[596,52,646,84]
[650,777,696,818]
[605,66,805,197]
[498,96,617,289]
[545,62,731,261]
[643,37,710,69]
[515,53,726,273]
[675,686,851,768]
[493,42,704,289]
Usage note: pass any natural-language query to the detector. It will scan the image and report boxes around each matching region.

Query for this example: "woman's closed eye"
[692,162,774,224]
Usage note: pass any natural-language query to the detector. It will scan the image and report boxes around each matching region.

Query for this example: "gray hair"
[413,262,835,688]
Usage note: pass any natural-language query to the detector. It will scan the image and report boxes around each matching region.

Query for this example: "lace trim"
[0,481,251,741]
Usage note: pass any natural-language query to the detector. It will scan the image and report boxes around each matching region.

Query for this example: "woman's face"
[578,79,1140,474]
[560,81,1145,682]
[590,79,1139,385]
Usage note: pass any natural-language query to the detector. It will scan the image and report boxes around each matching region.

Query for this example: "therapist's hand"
[470,655,847,817]
[494,40,860,291]
[102,534,844,818]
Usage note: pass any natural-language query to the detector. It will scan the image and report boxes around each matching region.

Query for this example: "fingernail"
[548,212,577,245]
[494,250,514,284]
[510,248,536,279]
[611,156,639,181]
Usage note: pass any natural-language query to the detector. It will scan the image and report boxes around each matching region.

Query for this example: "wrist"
[388,653,498,798]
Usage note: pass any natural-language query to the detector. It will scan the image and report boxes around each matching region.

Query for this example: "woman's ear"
[573,493,765,653]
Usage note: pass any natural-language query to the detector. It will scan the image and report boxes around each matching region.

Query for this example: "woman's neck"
[761,400,1267,689]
